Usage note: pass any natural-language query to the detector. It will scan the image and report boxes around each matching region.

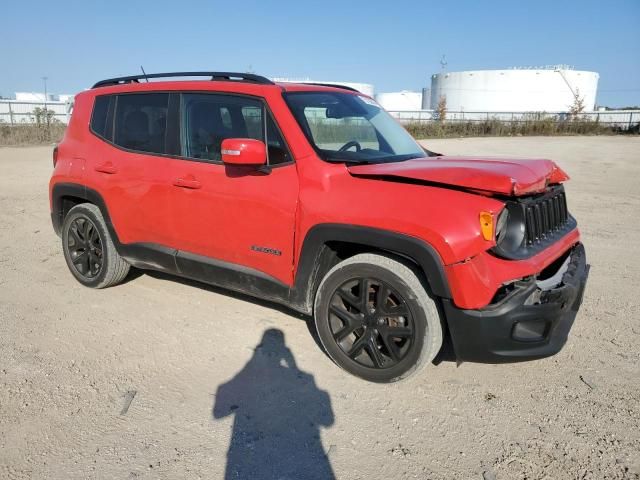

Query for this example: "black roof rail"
[92,71,275,89]
[301,82,361,93]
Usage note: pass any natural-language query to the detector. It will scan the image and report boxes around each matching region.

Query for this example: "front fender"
[290,224,452,314]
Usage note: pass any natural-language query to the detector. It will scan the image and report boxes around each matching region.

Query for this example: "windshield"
[283,91,426,164]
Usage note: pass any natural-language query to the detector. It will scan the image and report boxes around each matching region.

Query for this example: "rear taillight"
[53,146,58,167]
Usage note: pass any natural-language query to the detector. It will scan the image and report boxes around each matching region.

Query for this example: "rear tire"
[61,203,130,288]
[313,253,443,383]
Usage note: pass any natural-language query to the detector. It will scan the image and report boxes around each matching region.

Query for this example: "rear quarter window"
[90,95,111,139]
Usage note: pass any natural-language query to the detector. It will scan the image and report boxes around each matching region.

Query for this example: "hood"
[347,156,569,196]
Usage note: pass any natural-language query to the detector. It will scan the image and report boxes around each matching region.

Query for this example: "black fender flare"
[51,183,118,239]
[290,224,451,313]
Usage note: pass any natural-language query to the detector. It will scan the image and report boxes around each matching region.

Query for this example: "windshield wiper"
[323,152,426,165]
[324,157,377,165]
[422,147,442,157]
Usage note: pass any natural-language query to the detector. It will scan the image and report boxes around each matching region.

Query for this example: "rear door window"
[113,93,169,154]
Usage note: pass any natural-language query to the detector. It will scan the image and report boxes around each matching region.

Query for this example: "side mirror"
[221,138,266,166]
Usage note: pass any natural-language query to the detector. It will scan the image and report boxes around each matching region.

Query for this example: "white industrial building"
[14,92,74,103]
[430,66,599,112]
[0,92,73,124]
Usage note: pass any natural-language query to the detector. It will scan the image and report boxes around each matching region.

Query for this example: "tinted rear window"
[90,95,110,139]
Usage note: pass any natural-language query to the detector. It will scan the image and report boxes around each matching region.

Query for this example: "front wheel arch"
[290,224,452,314]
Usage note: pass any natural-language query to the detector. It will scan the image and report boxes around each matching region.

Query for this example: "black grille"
[524,190,569,246]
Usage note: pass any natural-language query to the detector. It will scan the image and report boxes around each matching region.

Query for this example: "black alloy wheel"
[328,278,414,369]
[61,203,130,288]
[314,253,443,383]
[67,217,103,279]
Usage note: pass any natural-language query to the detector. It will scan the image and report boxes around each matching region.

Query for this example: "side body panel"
[84,146,176,246]
[50,181,452,315]
[167,160,299,285]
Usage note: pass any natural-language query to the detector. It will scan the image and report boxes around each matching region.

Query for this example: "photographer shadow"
[213,328,335,480]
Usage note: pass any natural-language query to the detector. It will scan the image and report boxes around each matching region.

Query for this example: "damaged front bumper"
[442,243,589,363]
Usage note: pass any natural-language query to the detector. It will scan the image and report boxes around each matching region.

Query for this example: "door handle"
[94,162,117,174]
[173,176,202,189]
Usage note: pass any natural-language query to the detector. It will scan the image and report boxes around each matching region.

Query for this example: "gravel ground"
[1,136,639,479]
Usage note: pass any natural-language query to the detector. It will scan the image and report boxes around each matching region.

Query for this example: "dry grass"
[405,118,638,139]
[0,122,66,146]
[2,117,637,147]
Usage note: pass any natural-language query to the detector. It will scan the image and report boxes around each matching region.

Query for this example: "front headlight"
[492,203,526,256]
[495,208,509,244]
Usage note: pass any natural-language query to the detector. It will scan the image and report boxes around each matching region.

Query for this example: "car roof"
[275,82,361,94]
[85,79,362,97]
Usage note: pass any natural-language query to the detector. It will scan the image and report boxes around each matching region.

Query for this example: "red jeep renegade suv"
[49,72,589,382]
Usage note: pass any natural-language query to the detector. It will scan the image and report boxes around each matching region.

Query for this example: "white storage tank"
[421,88,431,109]
[375,91,423,111]
[430,67,599,112]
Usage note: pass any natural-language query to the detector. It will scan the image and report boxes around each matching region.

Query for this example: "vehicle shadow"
[130,269,455,365]
[213,328,336,480]
[135,269,309,320]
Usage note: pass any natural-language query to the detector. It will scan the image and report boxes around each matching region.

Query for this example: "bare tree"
[569,89,586,118]
[436,95,447,122]
[31,107,56,142]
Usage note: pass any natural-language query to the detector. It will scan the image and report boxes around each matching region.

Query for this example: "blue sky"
[2,0,639,107]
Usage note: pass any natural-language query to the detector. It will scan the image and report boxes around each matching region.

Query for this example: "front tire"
[61,203,130,288]
[314,253,443,383]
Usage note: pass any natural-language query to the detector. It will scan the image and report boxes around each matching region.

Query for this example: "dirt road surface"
[1,136,639,479]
